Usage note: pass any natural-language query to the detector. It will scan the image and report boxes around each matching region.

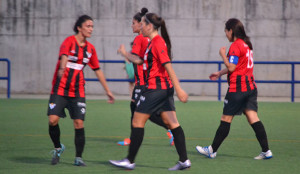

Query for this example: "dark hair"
[144,13,172,59]
[225,18,253,50]
[133,7,148,22]
[73,15,93,34]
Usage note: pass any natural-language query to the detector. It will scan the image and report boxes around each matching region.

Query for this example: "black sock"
[127,128,144,163]
[171,126,188,162]
[211,121,231,153]
[75,128,85,157]
[130,102,136,130]
[149,112,168,130]
[251,121,269,152]
[49,124,61,148]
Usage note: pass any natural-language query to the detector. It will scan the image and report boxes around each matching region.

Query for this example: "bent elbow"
[228,67,235,73]
[135,59,143,65]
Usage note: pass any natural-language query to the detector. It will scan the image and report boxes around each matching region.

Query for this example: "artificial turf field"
[0,99,299,174]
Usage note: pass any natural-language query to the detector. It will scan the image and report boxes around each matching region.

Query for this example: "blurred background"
[0,0,299,100]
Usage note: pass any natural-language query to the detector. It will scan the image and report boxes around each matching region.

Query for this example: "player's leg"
[69,97,87,166]
[245,109,272,159]
[149,111,174,145]
[73,119,86,166]
[117,86,140,146]
[47,94,67,165]
[160,111,191,171]
[109,112,150,170]
[196,91,243,158]
[212,115,233,152]
[245,89,272,159]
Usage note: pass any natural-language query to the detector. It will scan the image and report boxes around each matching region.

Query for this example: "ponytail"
[244,36,253,50]
[145,13,172,59]
[160,20,172,59]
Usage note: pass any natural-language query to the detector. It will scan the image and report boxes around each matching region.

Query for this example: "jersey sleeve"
[153,40,170,65]
[59,37,72,58]
[131,36,142,57]
[228,43,241,65]
[88,46,100,71]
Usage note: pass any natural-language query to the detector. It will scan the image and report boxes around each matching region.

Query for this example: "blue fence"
[86,60,300,102]
[1,59,299,101]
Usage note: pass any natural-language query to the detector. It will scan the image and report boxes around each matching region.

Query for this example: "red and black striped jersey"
[143,35,173,90]
[131,34,149,86]
[51,35,100,97]
[227,39,256,92]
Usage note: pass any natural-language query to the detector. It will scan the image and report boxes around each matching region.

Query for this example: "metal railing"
[0,58,11,98]
[86,60,300,102]
[1,59,299,102]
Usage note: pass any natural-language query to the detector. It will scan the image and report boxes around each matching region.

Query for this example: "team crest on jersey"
[49,103,56,109]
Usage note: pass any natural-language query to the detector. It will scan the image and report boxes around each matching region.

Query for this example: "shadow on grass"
[9,156,54,164]
[87,160,166,170]
[87,137,120,144]
[188,149,252,159]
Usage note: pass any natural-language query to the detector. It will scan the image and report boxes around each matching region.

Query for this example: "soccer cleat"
[168,159,191,171]
[50,144,65,165]
[195,145,217,159]
[167,130,174,146]
[254,150,273,160]
[109,158,135,170]
[74,157,86,166]
[117,138,131,146]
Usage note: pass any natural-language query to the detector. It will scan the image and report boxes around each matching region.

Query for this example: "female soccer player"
[47,15,114,166]
[117,8,174,146]
[196,18,273,160]
[110,13,191,171]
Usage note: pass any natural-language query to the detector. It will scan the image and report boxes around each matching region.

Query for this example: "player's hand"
[177,88,188,103]
[219,47,226,58]
[209,72,220,81]
[106,91,115,104]
[117,44,126,57]
[58,68,65,78]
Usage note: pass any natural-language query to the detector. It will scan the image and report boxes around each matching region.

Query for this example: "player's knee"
[131,119,145,128]
[48,115,59,126]
[48,119,58,126]
[73,119,84,129]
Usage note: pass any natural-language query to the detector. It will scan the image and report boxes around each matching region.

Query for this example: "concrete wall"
[0,0,300,98]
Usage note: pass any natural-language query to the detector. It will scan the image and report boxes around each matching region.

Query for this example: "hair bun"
[141,7,148,16]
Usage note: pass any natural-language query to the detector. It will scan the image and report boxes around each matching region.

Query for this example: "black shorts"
[131,85,145,103]
[47,94,86,120]
[223,89,258,116]
[135,88,175,114]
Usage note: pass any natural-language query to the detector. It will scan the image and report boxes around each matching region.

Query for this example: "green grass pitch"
[0,99,299,174]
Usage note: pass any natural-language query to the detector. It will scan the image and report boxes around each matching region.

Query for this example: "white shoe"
[196,145,217,159]
[109,158,135,170]
[254,150,273,160]
[168,159,191,171]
